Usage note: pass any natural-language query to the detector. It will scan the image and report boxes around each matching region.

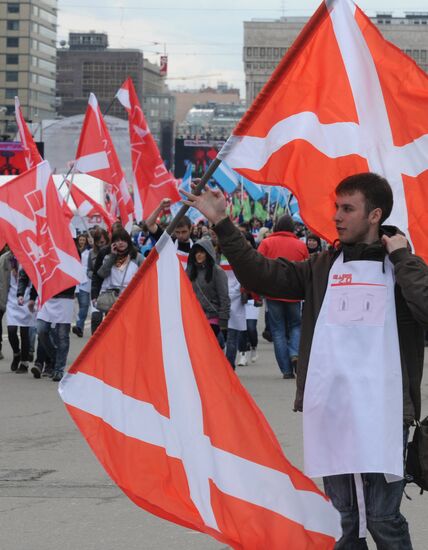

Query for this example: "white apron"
[303,253,403,479]
[6,274,36,327]
[37,298,74,324]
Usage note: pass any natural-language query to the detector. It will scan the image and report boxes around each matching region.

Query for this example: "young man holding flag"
[184,172,428,548]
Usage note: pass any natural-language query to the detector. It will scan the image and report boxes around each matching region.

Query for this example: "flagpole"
[166,158,221,235]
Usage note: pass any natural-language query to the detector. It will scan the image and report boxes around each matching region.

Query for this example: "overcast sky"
[57,1,426,96]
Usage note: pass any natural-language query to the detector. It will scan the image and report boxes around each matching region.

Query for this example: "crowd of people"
[1,172,427,549]
[0,195,320,382]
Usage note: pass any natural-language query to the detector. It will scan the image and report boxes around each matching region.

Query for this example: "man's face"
[333,191,374,244]
[174,226,191,243]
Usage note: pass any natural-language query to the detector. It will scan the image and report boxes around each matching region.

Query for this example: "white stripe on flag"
[75,151,110,173]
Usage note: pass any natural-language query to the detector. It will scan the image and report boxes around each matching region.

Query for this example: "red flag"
[15,96,43,170]
[116,78,180,221]
[0,161,85,304]
[59,232,341,549]
[220,0,428,263]
[74,93,134,230]
[67,181,114,230]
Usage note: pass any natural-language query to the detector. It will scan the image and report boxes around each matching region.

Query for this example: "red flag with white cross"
[116,77,180,221]
[15,96,43,170]
[0,161,85,304]
[74,93,134,230]
[59,232,341,548]
[220,0,428,263]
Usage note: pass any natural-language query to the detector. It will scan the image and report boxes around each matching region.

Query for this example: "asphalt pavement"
[0,322,427,550]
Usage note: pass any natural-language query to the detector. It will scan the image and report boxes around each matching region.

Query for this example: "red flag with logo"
[59,232,341,549]
[67,181,114,231]
[116,78,180,221]
[220,0,428,263]
[74,93,134,230]
[15,96,43,170]
[0,161,85,304]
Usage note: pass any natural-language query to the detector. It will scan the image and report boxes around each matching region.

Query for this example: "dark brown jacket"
[214,218,428,424]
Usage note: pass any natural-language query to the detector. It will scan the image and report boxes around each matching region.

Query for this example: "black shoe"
[52,370,63,382]
[72,326,83,338]
[282,372,295,379]
[31,364,42,379]
[42,366,54,378]
[15,363,29,374]
[10,354,21,371]
[28,352,34,363]
[262,330,273,343]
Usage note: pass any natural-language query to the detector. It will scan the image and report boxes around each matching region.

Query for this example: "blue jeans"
[266,299,301,374]
[323,430,412,549]
[36,320,70,375]
[226,328,241,370]
[76,290,90,331]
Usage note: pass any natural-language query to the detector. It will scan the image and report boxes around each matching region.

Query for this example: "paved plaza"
[1,326,427,550]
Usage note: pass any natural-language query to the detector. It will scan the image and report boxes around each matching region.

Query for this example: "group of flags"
[0,77,183,304]
[3,0,428,547]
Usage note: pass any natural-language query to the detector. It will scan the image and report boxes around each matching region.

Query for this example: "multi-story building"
[0,0,58,135]
[244,12,428,104]
[177,101,246,140]
[56,32,174,157]
[56,32,145,120]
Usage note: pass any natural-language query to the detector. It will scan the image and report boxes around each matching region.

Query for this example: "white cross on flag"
[0,161,85,304]
[59,232,341,549]
[220,0,428,263]
[74,93,134,231]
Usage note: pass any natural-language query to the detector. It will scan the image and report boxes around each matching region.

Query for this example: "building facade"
[0,0,57,135]
[244,12,428,104]
[56,32,174,155]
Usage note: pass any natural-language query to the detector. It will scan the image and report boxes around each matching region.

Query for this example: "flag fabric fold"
[0,161,85,303]
[15,96,43,169]
[67,181,114,230]
[74,93,134,230]
[116,78,180,221]
[59,231,341,549]
[219,0,428,262]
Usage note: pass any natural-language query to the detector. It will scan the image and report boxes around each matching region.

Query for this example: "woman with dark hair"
[186,239,230,337]
[306,233,322,255]
[93,228,143,321]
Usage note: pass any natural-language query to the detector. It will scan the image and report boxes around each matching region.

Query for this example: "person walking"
[258,215,309,378]
[184,172,428,549]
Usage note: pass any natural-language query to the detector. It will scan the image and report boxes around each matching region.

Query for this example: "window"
[260,47,265,57]
[6,54,19,64]
[7,3,20,13]
[413,50,420,60]
[7,37,19,47]
[267,48,272,58]
[274,48,279,57]
[38,25,56,40]
[6,71,19,82]
[247,47,252,57]
[7,20,20,31]
[421,50,427,62]
[5,88,18,99]
[385,20,391,24]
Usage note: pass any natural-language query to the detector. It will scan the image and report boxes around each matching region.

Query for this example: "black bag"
[405,416,428,494]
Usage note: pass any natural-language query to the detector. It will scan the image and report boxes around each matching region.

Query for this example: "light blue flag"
[213,161,239,193]
[242,177,265,201]
[267,186,289,207]
[179,162,193,195]
[174,162,205,223]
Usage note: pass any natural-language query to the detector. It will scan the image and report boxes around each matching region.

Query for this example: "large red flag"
[59,232,341,549]
[74,93,134,230]
[0,161,85,304]
[116,78,180,221]
[15,96,43,170]
[67,181,114,231]
[220,0,428,263]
